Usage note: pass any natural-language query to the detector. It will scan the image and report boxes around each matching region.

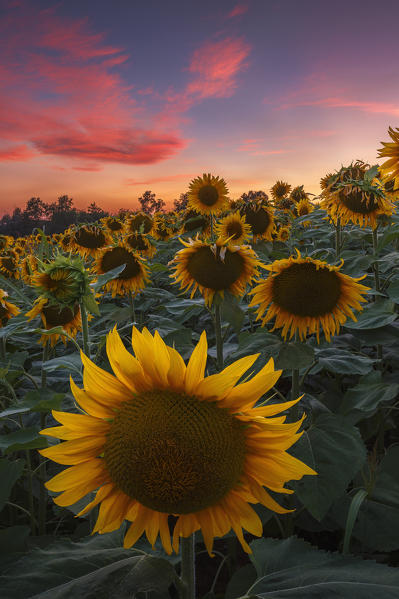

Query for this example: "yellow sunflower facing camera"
[215,212,251,245]
[40,326,315,556]
[187,173,229,215]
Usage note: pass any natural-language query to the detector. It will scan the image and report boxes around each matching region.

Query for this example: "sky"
[1,0,399,213]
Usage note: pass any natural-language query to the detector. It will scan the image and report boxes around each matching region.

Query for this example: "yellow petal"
[194,354,259,400]
[106,327,149,392]
[70,377,114,419]
[39,436,106,465]
[184,331,207,394]
[81,352,130,406]
[45,459,106,492]
[166,346,186,390]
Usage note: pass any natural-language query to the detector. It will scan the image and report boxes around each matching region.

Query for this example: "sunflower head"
[0,288,19,327]
[377,126,399,184]
[238,202,275,241]
[275,226,291,242]
[126,213,153,235]
[290,185,309,203]
[215,212,251,245]
[295,199,314,217]
[92,245,150,297]
[125,233,156,258]
[70,225,110,258]
[180,210,210,235]
[0,252,20,279]
[31,254,91,306]
[26,298,82,346]
[187,173,229,215]
[0,235,10,252]
[104,217,124,233]
[250,250,370,342]
[320,161,370,195]
[169,236,262,306]
[270,180,292,202]
[151,214,174,241]
[39,325,315,556]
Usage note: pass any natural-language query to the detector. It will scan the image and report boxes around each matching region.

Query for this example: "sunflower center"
[187,246,245,290]
[198,185,219,206]
[226,221,243,239]
[339,190,379,214]
[241,207,270,235]
[129,215,152,233]
[43,303,79,327]
[100,247,141,280]
[107,219,123,231]
[272,262,341,317]
[75,228,106,249]
[104,389,246,513]
[126,234,148,251]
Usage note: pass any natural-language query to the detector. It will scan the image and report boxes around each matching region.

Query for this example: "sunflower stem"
[39,344,49,536]
[210,213,214,242]
[0,336,5,360]
[214,303,224,370]
[372,227,381,298]
[180,534,196,599]
[80,301,90,358]
[41,343,49,389]
[128,291,136,323]
[335,218,341,260]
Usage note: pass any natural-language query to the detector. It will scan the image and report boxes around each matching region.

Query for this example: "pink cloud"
[0,144,37,161]
[72,164,104,172]
[0,3,187,167]
[124,173,196,186]
[227,3,249,18]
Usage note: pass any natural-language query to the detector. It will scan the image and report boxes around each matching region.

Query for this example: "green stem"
[0,337,6,360]
[38,413,47,535]
[180,534,196,599]
[372,227,381,297]
[335,218,341,260]
[80,301,90,358]
[41,344,49,389]
[129,291,136,323]
[210,213,214,242]
[214,303,224,370]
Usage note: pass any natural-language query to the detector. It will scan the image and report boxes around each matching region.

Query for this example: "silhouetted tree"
[138,190,166,214]
[239,190,269,204]
[173,192,189,212]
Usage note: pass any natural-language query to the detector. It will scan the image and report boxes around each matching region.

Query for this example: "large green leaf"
[242,536,399,598]
[0,427,47,454]
[312,347,373,375]
[343,300,397,330]
[291,414,367,521]
[0,532,177,599]
[339,371,399,424]
[276,342,315,370]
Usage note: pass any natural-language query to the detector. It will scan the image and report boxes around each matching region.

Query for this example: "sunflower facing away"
[125,233,157,258]
[126,213,153,235]
[0,289,19,327]
[169,237,262,307]
[249,250,369,342]
[26,298,82,346]
[92,245,150,297]
[239,202,275,242]
[40,326,315,556]
[215,212,251,245]
[70,225,111,259]
[378,126,399,184]
[187,173,229,215]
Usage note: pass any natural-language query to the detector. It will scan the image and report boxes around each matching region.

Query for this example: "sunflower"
[169,237,262,307]
[26,298,82,347]
[180,210,210,236]
[0,252,20,280]
[125,233,156,258]
[290,185,309,203]
[92,246,150,297]
[151,215,174,241]
[0,289,19,326]
[31,255,91,306]
[215,212,251,245]
[187,173,229,215]
[239,202,275,242]
[377,126,399,184]
[270,181,292,203]
[126,213,153,235]
[249,250,369,342]
[69,225,111,259]
[0,235,10,252]
[39,326,315,556]
[103,217,124,234]
[275,226,291,242]
[295,199,314,218]
[20,255,38,284]
[320,179,394,229]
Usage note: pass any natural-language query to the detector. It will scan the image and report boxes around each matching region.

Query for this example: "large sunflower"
[0,289,19,326]
[239,202,275,242]
[249,251,369,342]
[92,245,150,297]
[377,126,399,184]
[169,237,262,307]
[40,326,315,556]
[26,298,82,347]
[215,212,251,245]
[187,173,229,215]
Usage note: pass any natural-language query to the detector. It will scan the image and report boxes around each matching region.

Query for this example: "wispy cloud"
[227,3,249,19]
[0,144,37,161]
[124,173,196,186]
[236,138,286,156]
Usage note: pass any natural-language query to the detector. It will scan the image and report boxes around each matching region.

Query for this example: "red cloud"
[0,144,37,161]
[0,3,186,166]
[124,173,196,186]
[227,3,249,18]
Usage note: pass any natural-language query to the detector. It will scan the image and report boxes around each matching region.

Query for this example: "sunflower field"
[1,146,399,598]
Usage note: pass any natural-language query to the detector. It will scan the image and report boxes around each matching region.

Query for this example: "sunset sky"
[1,0,398,213]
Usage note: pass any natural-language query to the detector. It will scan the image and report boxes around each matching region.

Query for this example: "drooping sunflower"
[20,255,39,284]
[30,255,92,306]
[290,185,309,203]
[270,180,292,203]
[151,214,174,241]
[26,298,82,347]
[179,210,210,236]
[0,289,19,327]
[69,225,111,259]
[125,213,153,235]
[39,326,315,556]
[215,212,251,245]
[125,233,156,258]
[295,199,314,218]
[275,226,291,242]
[377,126,399,184]
[0,252,20,280]
[320,177,394,229]
[92,245,150,297]
[249,250,369,342]
[103,216,124,234]
[169,237,262,307]
[239,202,275,242]
[187,173,229,215]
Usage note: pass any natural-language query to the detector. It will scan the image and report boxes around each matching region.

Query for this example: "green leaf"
[0,531,176,599]
[20,389,65,413]
[42,354,82,375]
[339,371,399,424]
[313,347,373,375]
[225,563,257,599]
[243,536,399,598]
[0,427,47,454]
[0,458,25,511]
[343,300,397,330]
[387,279,399,303]
[291,414,367,521]
[276,342,315,370]
[222,295,245,335]
[0,525,30,556]
[82,293,100,317]
[91,264,127,292]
